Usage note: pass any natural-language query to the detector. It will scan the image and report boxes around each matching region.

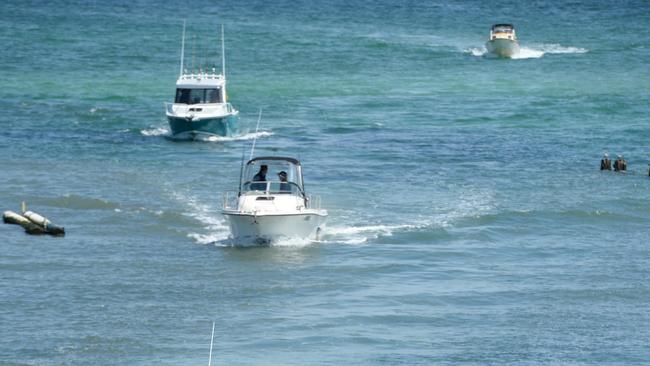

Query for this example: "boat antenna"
[191,34,196,73]
[249,109,262,161]
[237,141,246,197]
[208,321,215,366]
[179,20,186,77]
[221,24,226,78]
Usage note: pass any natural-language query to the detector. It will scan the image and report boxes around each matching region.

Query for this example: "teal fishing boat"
[165,24,239,140]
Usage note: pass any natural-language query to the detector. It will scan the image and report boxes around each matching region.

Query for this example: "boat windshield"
[492,25,514,33]
[175,88,222,104]
[242,159,303,194]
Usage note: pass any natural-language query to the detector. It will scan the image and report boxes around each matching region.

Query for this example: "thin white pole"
[208,321,215,366]
[249,109,262,161]
[179,20,186,77]
[221,24,226,78]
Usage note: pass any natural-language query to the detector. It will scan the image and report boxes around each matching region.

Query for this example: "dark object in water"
[3,210,65,236]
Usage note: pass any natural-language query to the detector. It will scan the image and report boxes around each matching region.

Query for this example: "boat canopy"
[241,157,304,195]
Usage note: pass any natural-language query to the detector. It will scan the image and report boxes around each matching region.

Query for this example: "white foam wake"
[467,43,588,59]
[324,223,421,244]
[168,190,230,245]
[199,131,273,142]
[139,127,273,142]
[141,127,170,136]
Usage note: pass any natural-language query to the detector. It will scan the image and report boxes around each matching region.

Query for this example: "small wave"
[200,131,273,142]
[140,127,170,137]
[325,224,419,244]
[39,194,119,210]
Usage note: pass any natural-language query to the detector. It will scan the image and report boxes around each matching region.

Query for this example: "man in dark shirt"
[614,155,627,172]
[278,171,291,192]
[250,165,268,190]
[600,153,611,170]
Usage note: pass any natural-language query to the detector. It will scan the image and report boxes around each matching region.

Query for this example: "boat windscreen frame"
[241,156,304,193]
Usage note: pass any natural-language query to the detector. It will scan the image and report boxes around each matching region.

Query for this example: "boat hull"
[167,114,238,139]
[485,39,520,58]
[222,211,327,244]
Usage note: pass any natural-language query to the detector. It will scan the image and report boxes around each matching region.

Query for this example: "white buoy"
[3,211,45,234]
[3,205,65,236]
[23,211,51,227]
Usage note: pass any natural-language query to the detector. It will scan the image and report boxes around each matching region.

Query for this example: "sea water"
[1,0,650,364]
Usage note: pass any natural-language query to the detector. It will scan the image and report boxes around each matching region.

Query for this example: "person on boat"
[250,165,268,190]
[613,155,627,172]
[278,171,292,192]
[600,153,612,171]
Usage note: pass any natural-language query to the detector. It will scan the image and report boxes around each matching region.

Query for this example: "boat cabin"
[241,157,305,196]
[490,24,516,40]
[174,71,227,105]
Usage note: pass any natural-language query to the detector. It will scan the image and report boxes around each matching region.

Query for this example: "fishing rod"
[249,109,262,161]
[207,321,215,366]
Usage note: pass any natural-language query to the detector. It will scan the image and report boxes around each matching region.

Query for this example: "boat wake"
[140,126,170,136]
[168,190,231,244]
[468,43,588,59]
[138,127,273,142]
[199,131,273,142]
[324,223,422,244]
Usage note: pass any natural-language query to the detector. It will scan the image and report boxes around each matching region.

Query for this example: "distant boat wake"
[139,127,273,142]
[468,43,588,59]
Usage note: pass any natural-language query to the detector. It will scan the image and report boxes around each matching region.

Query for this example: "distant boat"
[485,23,520,58]
[165,24,239,140]
[222,156,328,244]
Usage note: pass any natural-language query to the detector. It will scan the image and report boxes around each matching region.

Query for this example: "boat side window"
[175,89,191,104]
[207,88,221,103]
[189,89,205,104]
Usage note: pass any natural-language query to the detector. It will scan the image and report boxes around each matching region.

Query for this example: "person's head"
[278,171,287,182]
[617,155,622,160]
[604,153,609,159]
[259,165,268,173]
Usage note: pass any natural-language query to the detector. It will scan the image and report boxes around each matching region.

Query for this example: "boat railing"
[222,191,239,210]
[165,102,235,116]
[224,188,322,211]
[178,72,224,81]
[306,194,322,210]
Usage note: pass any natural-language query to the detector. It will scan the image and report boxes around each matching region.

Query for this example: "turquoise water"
[2,0,650,364]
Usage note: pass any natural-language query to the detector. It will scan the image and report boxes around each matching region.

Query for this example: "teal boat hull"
[167,114,239,139]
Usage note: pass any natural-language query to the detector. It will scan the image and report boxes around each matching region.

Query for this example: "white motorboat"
[165,24,239,139]
[222,156,327,244]
[485,23,520,58]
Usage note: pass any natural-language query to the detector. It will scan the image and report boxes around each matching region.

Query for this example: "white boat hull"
[486,39,520,58]
[223,211,327,244]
